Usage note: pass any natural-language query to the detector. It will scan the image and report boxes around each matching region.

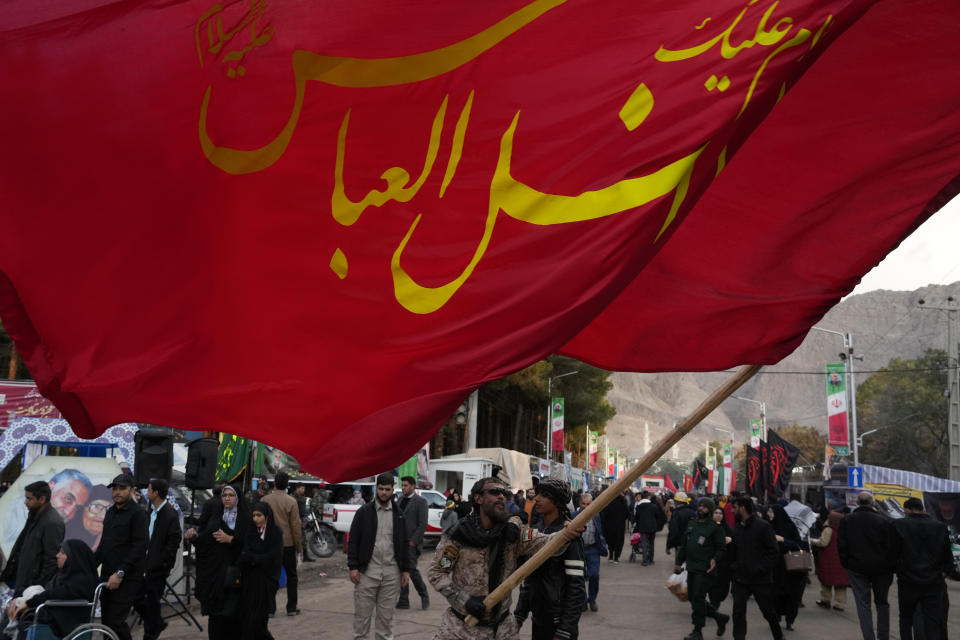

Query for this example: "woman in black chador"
[240,502,284,640]
[11,539,99,638]
[186,484,248,640]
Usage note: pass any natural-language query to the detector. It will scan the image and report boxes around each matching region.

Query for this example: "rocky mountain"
[604,282,959,462]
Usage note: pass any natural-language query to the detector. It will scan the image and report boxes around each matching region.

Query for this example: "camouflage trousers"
[433,607,519,640]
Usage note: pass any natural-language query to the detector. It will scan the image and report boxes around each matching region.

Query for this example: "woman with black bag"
[240,502,284,640]
[766,503,805,631]
[185,484,248,640]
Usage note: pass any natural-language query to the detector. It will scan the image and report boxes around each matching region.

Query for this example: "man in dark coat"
[515,477,586,640]
[132,478,182,640]
[667,492,697,556]
[600,491,629,563]
[890,497,957,640]
[838,492,896,640]
[729,497,783,640]
[675,497,728,640]
[397,475,430,610]
[0,481,64,596]
[95,473,149,640]
[633,491,666,565]
[347,473,412,639]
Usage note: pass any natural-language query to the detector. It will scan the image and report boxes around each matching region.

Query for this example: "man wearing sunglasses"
[429,477,582,639]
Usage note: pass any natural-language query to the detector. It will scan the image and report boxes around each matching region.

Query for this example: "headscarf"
[250,501,282,547]
[767,504,800,543]
[220,485,239,529]
[52,539,98,600]
[826,511,844,529]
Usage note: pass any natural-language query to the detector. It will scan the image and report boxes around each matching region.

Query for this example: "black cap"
[108,473,135,488]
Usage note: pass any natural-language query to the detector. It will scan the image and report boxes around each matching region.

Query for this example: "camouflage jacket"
[428,516,565,625]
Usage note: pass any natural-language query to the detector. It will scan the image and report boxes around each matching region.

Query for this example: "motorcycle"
[304,499,338,558]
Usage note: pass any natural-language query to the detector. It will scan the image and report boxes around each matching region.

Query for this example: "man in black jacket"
[633,491,665,565]
[0,481,64,596]
[95,473,149,640]
[347,473,411,639]
[890,497,956,640]
[837,492,895,640]
[132,478,182,640]
[667,492,696,556]
[729,497,782,640]
[397,476,430,610]
[514,477,585,640]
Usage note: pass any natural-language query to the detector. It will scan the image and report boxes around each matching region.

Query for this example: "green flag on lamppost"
[216,434,251,483]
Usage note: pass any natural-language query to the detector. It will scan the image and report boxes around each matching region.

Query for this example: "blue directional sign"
[848,465,864,488]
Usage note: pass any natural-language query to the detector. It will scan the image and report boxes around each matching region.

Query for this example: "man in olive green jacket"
[675,497,729,640]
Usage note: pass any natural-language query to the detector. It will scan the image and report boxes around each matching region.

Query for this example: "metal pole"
[847,333,860,466]
[546,377,552,463]
[918,298,960,480]
[760,402,767,440]
[949,306,960,481]
[466,389,478,451]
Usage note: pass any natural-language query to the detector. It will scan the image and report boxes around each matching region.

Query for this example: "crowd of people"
[4,469,957,640]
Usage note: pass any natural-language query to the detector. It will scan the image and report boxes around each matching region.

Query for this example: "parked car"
[396,489,447,544]
[319,483,446,546]
[319,482,375,536]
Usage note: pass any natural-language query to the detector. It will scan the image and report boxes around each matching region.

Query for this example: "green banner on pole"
[216,434,251,483]
[397,454,418,481]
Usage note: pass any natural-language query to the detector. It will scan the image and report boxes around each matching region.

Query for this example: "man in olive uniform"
[428,477,581,639]
[675,497,729,640]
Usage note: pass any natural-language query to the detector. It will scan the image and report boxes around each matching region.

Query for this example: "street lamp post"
[857,428,881,448]
[811,326,862,466]
[918,296,960,480]
[546,370,579,463]
[713,426,734,447]
[731,395,766,440]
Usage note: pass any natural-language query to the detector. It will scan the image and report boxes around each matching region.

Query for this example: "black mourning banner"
[746,446,762,497]
[766,431,800,498]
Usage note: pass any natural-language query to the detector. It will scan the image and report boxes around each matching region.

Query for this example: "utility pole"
[731,395,766,440]
[466,389,478,452]
[919,296,960,480]
[811,326,862,465]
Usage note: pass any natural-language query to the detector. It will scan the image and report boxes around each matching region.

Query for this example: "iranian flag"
[826,363,850,447]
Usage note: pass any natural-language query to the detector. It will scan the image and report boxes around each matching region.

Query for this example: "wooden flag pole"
[465,364,762,627]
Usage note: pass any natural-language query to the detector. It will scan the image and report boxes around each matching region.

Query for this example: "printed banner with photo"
[0,456,122,558]
[864,482,923,519]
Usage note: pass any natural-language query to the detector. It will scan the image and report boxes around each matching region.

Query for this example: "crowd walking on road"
[4,464,960,640]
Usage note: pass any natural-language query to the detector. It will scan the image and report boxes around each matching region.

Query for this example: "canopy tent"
[863,463,960,494]
[468,448,535,492]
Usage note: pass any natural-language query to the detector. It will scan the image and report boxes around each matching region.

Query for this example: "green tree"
[857,349,949,477]
[476,355,615,459]
[652,457,686,482]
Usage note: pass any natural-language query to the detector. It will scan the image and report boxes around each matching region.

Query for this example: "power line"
[701,366,957,376]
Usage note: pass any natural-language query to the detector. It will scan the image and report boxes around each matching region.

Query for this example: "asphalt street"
[157,533,960,639]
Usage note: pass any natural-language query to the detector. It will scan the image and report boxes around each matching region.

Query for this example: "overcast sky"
[851,194,960,295]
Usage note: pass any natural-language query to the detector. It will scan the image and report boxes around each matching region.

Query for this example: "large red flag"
[1,0,958,480]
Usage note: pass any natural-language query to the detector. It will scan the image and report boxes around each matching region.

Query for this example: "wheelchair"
[27,583,119,640]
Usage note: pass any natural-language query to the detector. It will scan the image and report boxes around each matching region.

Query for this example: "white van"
[429,456,494,498]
